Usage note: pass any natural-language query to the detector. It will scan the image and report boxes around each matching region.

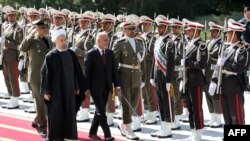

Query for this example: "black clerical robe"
[40,48,87,140]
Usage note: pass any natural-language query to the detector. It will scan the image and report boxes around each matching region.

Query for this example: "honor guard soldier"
[92,11,104,39]
[39,8,48,19]
[21,8,40,109]
[0,7,23,109]
[139,15,158,125]
[204,22,223,128]
[101,14,120,127]
[50,10,65,33]
[113,14,146,140]
[19,18,52,138]
[169,18,185,130]
[209,19,248,126]
[115,14,126,39]
[239,5,250,43]
[125,14,146,132]
[150,15,174,138]
[179,18,191,123]
[67,12,79,48]
[17,7,27,27]
[181,21,208,141]
[74,13,95,123]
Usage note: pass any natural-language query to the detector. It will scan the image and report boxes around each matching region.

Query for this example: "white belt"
[222,70,237,76]
[119,63,140,69]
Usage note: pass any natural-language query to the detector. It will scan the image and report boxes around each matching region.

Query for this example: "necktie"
[102,50,106,64]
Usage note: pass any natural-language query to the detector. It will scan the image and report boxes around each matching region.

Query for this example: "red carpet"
[0,113,125,141]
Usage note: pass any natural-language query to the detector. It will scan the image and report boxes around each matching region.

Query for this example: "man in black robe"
[40,29,88,141]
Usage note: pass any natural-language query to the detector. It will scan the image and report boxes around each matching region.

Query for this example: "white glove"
[18,59,24,71]
[150,79,155,87]
[179,80,183,92]
[181,59,185,66]
[208,82,217,96]
[217,57,226,66]
[0,55,2,65]
[0,36,5,44]
[166,83,171,92]
[140,82,145,88]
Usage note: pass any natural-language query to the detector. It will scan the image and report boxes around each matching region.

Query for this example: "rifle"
[147,12,157,50]
[204,20,207,41]
[181,24,187,94]
[94,10,99,41]
[0,5,4,66]
[182,36,186,94]
[71,15,76,48]
[216,18,227,95]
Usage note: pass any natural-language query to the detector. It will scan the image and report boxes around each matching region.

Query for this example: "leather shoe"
[105,136,115,141]
[88,134,101,140]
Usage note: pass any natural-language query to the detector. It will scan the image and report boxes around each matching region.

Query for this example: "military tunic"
[141,32,157,113]
[151,34,175,122]
[19,33,52,127]
[73,29,94,109]
[113,37,146,124]
[215,41,248,125]
[204,38,222,114]
[2,22,23,97]
[183,38,208,130]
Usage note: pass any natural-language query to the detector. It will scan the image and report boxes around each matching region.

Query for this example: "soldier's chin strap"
[191,28,197,40]
[87,21,91,29]
[163,25,168,36]
[106,23,114,33]
[230,30,235,44]
[148,23,153,33]
[216,30,221,39]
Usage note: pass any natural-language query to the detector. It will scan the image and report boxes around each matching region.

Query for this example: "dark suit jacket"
[84,47,120,95]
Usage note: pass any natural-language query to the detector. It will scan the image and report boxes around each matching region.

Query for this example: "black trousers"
[155,83,172,122]
[221,76,245,125]
[89,84,111,138]
[186,85,204,129]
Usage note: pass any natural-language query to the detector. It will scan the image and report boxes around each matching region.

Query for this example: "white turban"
[51,29,66,42]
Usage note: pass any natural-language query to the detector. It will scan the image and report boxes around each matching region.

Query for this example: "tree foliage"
[0,0,246,19]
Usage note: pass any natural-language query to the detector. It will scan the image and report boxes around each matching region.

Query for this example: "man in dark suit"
[84,32,121,141]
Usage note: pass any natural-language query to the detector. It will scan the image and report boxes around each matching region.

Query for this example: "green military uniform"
[2,22,23,98]
[74,29,94,110]
[19,18,52,129]
[19,24,36,83]
[106,31,119,114]
[67,25,80,48]
[204,38,221,114]
[113,36,146,124]
[140,32,157,114]
[172,34,184,116]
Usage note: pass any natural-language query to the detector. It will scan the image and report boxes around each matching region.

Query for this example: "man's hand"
[179,80,183,92]
[44,94,51,101]
[115,87,122,97]
[140,82,145,88]
[18,59,24,71]
[85,89,91,97]
[150,79,155,87]
[217,57,226,66]
[0,36,5,44]
[166,83,171,92]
